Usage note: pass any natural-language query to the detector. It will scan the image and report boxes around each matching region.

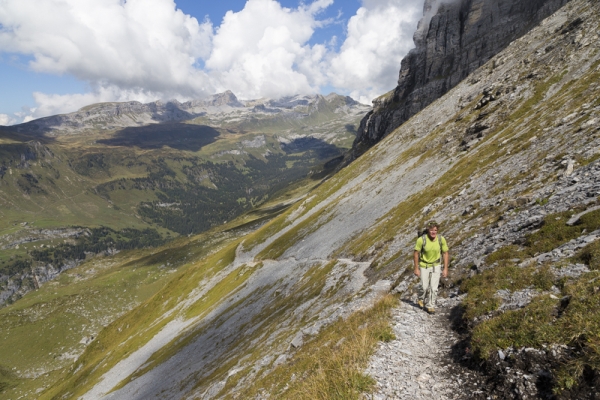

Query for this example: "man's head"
[426,221,439,239]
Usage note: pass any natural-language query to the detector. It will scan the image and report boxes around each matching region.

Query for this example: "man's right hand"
[413,251,421,277]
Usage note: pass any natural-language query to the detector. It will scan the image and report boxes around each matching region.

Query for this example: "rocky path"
[364,295,485,400]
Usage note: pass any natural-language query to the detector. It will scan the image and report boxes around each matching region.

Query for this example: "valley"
[0,93,369,306]
[1,0,600,399]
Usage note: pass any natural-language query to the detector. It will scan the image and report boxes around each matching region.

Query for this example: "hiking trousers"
[419,265,441,309]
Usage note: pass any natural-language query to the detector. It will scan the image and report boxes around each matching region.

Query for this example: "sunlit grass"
[237,294,398,399]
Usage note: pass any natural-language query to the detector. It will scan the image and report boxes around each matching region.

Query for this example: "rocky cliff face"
[353,0,571,154]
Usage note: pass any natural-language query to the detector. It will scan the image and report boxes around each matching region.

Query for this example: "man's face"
[427,226,438,239]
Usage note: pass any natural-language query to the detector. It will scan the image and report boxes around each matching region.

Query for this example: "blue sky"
[0,0,423,125]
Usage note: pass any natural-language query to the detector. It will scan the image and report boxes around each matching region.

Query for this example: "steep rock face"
[353,0,571,154]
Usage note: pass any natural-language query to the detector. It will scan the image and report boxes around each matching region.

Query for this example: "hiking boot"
[426,307,435,314]
[418,300,424,308]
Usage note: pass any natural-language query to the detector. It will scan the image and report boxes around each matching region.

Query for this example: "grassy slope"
[0,139,159,234]
[0,172,320,399]
[0,223,244,399]
[0,100,360,239]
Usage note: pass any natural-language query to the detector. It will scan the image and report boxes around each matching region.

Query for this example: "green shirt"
[414,235,449,267]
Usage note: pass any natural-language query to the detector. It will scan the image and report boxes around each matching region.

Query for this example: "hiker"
[413,221,449,314]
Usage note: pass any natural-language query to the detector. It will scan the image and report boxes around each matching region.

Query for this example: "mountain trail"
[364,295,485,399]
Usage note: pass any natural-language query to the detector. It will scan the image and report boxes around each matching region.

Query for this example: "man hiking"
[414,221,449,314]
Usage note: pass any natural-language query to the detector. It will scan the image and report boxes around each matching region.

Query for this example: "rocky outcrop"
[11,92,368,136]
[183,90,244,108]
[0,260,80,305]
[13,92,243,135]
[352,0,571,155]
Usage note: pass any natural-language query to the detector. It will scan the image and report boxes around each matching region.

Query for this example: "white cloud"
[328,0,423,104]
[205,0,333,99]
[0,113,16,126]
[0,0,425,122]
[0,0,215,109]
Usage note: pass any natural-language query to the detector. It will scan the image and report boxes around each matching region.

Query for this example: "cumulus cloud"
[0,0,215,119]
[0,0,425,122]
[0,0,214,92]
[205,0,333,99]
[0,113,16,126]
[328,0,423,104]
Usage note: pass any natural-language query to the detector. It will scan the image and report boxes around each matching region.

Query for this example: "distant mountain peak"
[10,91,369,136]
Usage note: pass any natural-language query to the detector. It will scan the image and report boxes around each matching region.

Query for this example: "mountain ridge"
[10,92,364,136]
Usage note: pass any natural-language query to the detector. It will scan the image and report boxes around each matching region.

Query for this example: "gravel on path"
[364,295,486,399]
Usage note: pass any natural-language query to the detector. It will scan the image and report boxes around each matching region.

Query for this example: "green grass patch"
[524,209,600,256]
[0,365,18,393]
[236,294,398,399]
[509,69,569,123]
[470,295,558,358]
[241,207,295,251]
[484,245,527,264]
[573,240,600,270]
[470,270,600,393]
[483,208,600,267]
[184,263,253,319]
[460,263,555,320]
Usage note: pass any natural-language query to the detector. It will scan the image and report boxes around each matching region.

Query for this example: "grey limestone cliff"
[353,0,571,155]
